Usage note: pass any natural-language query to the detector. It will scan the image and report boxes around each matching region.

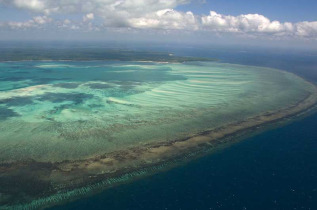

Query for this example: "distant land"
[0,48,217,62]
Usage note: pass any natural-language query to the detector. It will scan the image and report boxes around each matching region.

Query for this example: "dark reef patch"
[88,104,104,108]
[0,107,20,120]
[37,92,94,104]
[113,81,142,90]
[32,78,65,84]
[53,83,81,89]
[23,78,71,87]
[0,77,26,82]
[119,85,138,91]
[48,104,73,115]
[113,81,141,86]
[0,96,34,107]
[0,161,55,206]
[85,83,113,89]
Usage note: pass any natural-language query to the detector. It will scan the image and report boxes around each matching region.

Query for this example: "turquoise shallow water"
[0,61,313,163]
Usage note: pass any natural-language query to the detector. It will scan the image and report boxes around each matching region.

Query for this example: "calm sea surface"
[51,46,317,210]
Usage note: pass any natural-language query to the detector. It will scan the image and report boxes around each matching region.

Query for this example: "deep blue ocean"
[51,45,317,210]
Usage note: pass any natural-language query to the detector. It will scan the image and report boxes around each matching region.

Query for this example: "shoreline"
[1,79,317,209]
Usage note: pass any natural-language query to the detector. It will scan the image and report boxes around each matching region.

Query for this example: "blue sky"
[178,0,317,22]
[0,0,316,47]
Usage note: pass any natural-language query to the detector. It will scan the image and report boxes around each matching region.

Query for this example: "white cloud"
[3,15,52,29]
[201,11,317,39]
[12,0,45,11]
[295,21,317,38]
[83,13,94,22]
[63,19,71,25]
[201,12,288,33]
[0,1,316,40]
[33,15,52,24]
[2,0,190,27]
[129,9,198,30]
[4,0,189,15]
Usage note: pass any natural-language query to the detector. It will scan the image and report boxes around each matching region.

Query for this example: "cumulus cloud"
[295,21,317,38]
[0,1,316,40]
[129,9,198,30]
[33,15,52,24]
[2,15,52,29]
[83,13,94,22]
[201,11,317,39]
[12,0,45,12]
[4,0,189,15]
[1,0,190,28]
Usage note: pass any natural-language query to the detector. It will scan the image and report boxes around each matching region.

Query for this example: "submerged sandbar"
[0,61,317,209]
